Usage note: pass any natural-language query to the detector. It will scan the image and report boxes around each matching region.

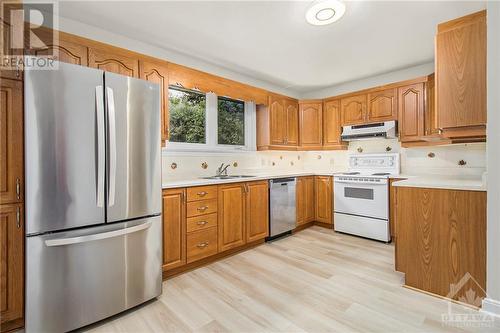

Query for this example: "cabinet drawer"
[186,227,218,263]
[187,213,217,233]
[186,199,217,217]
[187,186,217,202]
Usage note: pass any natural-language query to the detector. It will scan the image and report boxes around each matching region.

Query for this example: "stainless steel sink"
[200,175,256,180]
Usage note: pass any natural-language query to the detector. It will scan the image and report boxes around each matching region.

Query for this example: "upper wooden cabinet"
[0,203,24,333]
[140,60,169,143]
[299,101,323,149]
[340,94,366,126]
[0,79,23,205]
[367,89,397,122]
[314,176,333,225]
[284,99,299,145]
[162,189,186,271]
[323,99,345,149]
[436,10,486,138]
[398,83,425,142]
[269,96,287,145]
[88,47,139,77]
[218,183,246,252]
[245,181,269,243]
[29,30,88,66]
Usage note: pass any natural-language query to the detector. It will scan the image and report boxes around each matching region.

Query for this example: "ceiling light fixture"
[305,0,346,26]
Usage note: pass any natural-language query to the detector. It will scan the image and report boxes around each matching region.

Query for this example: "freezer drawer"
[25,216,162,333]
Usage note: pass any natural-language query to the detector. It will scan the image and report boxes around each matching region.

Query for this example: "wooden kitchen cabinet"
[396,187,486,306]
[398,83,425,142]
[269,95,287,145]
[323,99,346,149]
[299,101,323,149]
[367,88,397,122]
[436,10,486,139]
[88,46,139,77]
[284,99,299,145]
[245,181,269,242]
[296,177,315,226]
[0,203,24,333]
[30,29,88,66]
[0,79,23,205]
[140,60,169,143]
[314,176,333,225]
[162,189,186,271]
[257,95,299,149]
[218,183,246,252]
[340,94,366,126]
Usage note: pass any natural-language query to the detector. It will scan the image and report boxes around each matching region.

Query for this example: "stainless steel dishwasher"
[269,177,297,239]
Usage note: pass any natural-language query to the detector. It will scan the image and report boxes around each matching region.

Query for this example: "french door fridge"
[24,61,162,332]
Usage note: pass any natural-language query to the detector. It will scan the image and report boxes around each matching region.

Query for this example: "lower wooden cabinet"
[162,189,186,271]
[245,181,269,242]
[396,187,486,306]
[218,183,246,252]
[186,227,218,263]
[296,177,315,226]
[314,176,333,225]
[0,203,24,332]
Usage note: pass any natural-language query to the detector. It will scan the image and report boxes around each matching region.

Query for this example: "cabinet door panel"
[285,100,299,145]
[323,100,342,147]
[245,181,269,242]
[269,97,286,145]
[304,177,315,223]
[299,102,322,148]
[398,83,425,142]
[31,31,88,66]
[340,95,366,125]
[367,89,397,122]
[315,176,332,224]
[140,61,169,143]
[0,79,23,204]
[296,178,305,226]
[88,47,139,77]
[162,189,186,271]
[0,203,24,331]
[218,184,246,252]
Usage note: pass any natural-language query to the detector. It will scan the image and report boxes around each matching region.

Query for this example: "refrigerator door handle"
[106,87,117,207]
[44,221,153,247]
[95,86,105,208]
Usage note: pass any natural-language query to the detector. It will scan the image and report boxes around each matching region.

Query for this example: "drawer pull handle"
[197,206,209,212]
[197,220,208,226]
[197,191,208,196]
[197,242,209,248]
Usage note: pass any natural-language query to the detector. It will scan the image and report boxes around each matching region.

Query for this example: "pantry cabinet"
[0,203,24,333]
[218,183,246,252]
[162,189,186,271]
[140,60,169,143]
[314,176,333,225]
[436,10,486,139]
[396,187,486,306]
[296,177,315,226]
[88,46,139,78]
[299,101,323,149]
[245,181,269,242]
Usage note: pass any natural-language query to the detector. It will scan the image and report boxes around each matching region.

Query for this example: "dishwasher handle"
[270,177,296,186]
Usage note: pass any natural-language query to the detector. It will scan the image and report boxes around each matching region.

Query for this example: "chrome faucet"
[216,163,230,177]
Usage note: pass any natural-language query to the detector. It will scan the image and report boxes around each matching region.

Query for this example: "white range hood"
[340,120,397,141]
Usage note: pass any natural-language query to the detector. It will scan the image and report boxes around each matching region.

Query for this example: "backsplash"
[161,140,486,181]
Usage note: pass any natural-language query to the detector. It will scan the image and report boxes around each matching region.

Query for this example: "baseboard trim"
[482,298,500,317]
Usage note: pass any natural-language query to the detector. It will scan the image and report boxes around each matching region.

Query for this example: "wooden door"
[323,99,343,148]
[398,83,425,142]
[140,60,169,143]
[284,100,299,145]
[296,178,305,226]
[367,89,397,122]
[340,94,366,125]
[0,79,23,205]
[269,96,286,145]
[245,181,269,242]
[436,10,486,130]
[299,101,322,148]
[0,203,24,332]
[218,183,246,252]
[88,47,139,77]
[162,189,186,271]
[315,176,332,224]
[304,177,315,223]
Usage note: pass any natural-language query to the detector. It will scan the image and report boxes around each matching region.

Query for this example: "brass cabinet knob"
[197,242,209,248]
[197,206,208,211]
[197,191,208,196]
[197,221,208,226]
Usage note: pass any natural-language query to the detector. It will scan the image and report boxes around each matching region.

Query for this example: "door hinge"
[16,178,20,200]
[16,206,21,228]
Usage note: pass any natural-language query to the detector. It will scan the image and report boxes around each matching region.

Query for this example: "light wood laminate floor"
[85,227,499,333]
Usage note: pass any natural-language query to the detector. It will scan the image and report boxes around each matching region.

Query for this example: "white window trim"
[165,91,256,153]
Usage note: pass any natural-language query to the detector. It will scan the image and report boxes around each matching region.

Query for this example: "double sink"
[200,175,256,180]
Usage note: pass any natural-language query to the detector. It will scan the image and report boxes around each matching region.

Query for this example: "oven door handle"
[334,180,388,185]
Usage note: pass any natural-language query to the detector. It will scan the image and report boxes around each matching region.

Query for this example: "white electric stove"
[333,153,400,242]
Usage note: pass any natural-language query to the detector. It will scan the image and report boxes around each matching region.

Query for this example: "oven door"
[334,178,388,220]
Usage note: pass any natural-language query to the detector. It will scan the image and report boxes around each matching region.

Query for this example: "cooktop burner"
[372,172,391,176]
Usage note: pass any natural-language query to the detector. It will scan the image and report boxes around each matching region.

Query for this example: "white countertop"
[391,175,486,191]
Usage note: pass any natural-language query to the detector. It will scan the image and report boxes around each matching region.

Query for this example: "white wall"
[299,62,435,99]
[484,1,500,316]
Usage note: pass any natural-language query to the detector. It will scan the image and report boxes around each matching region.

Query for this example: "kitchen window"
[166,87,256,152]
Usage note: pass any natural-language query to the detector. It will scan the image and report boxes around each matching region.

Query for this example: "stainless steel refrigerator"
[24,61,163,332]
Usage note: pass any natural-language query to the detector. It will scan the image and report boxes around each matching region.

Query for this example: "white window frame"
[165,90,256,153]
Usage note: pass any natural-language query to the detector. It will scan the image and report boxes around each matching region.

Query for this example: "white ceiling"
[58,1,486,94]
